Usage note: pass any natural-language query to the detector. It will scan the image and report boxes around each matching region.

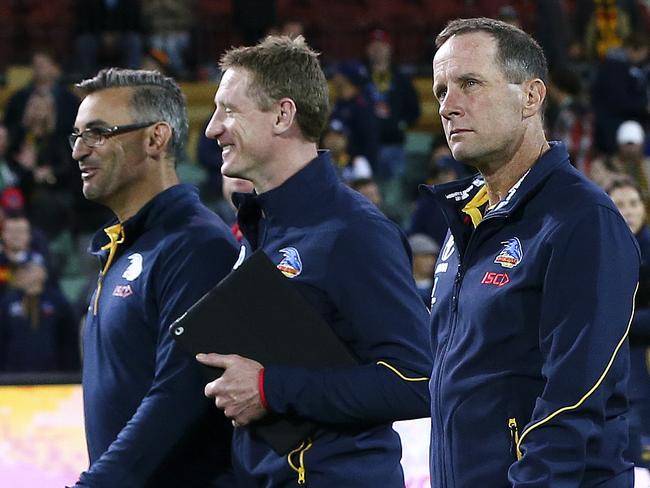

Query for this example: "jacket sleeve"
[263,215,432,424]
[508,205,639,486]
[75,235,238,487]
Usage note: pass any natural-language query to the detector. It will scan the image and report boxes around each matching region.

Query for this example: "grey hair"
[76,68,188,160]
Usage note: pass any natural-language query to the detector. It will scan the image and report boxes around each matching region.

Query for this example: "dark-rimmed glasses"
[68,121,159,149]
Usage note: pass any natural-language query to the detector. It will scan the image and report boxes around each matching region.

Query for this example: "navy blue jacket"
[423,143,639,487]
[231,152,431,487]
[76,185,239,488]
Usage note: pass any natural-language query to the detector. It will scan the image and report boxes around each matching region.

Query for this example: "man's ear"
[273,98,297,135]
[145,122,173,157]
[522,78,546,118]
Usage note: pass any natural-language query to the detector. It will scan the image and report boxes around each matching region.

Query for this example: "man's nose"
[205,111,225,140]
[71,136,91,161]
[439,89,463,120]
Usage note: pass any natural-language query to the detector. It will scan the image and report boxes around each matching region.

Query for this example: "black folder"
[169,250,359,455]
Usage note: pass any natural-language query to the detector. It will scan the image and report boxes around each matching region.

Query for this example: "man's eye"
[437,89,447,101]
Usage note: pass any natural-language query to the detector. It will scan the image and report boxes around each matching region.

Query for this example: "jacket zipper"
[508,417,522,460]
[433,264,463,485]
[287,438,312,485]
[93,225,125,315]
[433,213,503,484]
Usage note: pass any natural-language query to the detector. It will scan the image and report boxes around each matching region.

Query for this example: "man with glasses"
[69,68,239,487]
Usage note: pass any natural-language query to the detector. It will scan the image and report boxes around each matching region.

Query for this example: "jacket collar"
[89,184,199,255]
[233,150,339,226]
[421,141,571,254]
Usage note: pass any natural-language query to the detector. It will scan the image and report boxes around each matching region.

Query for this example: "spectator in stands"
[74,0,144,77]
[3,51,80,239]
[364,29,420,181]
[330,60,380,173]
[407,233,439,307]
[349,177,384,208]
[142,0,195,79]
[576,0,638,60]
[590,120,650,211]
[0,212,48,300]
[607,178,650,471]
[591,33,649,154]
[545,67,593,173]
[0,124,22,193]
[0,258,79,373]
[140,47,172,75]
[320,119,372,182]
[408,143,471,248]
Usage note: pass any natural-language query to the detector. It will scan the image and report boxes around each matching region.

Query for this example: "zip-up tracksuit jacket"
[76,185,239,487]
[423,142,639,487]
[231,152,432,487]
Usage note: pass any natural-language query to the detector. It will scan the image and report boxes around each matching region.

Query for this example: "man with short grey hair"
[70,68,239,487]
[426,17,638,486]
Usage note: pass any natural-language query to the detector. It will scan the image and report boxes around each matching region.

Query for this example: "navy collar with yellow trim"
[420,141,571,253]
[89,183,200,256]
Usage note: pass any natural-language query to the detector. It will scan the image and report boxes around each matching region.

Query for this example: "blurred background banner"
[0,380,431,488]
[0,381,86,488]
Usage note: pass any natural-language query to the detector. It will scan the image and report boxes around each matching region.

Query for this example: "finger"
[196,353,235,369]
[204,376,228,399]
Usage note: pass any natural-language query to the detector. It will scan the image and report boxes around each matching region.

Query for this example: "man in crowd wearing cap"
[590,119,650,212]
[407,233,439,307]
[329,61,380,172]
[364,29,420,182]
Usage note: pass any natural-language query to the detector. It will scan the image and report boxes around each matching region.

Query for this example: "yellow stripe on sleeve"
[377,360,430,382]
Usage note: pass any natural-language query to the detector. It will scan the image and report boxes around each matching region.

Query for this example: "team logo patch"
[481,271,510,287]
[277,247,302,278]
[122,253,143,281]
[494,238,523,269]
[112,284,134,297]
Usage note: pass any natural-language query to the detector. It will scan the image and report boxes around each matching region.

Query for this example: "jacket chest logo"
[112,285,134,297]
[122,253,143,281]
[494,238,523,269]
[277,247,302,278]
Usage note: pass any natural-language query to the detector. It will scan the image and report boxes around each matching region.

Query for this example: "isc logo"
[481,271,510,287]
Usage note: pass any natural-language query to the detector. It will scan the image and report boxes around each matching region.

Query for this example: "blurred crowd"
[0,4,649,451]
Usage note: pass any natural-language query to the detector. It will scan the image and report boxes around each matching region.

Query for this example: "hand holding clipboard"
[169,250,359,455]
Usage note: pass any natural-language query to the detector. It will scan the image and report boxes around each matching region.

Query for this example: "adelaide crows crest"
[277,247,303,278]
[494,238,523,268]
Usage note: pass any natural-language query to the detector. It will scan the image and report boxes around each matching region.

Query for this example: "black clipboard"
[169,250,359,454]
